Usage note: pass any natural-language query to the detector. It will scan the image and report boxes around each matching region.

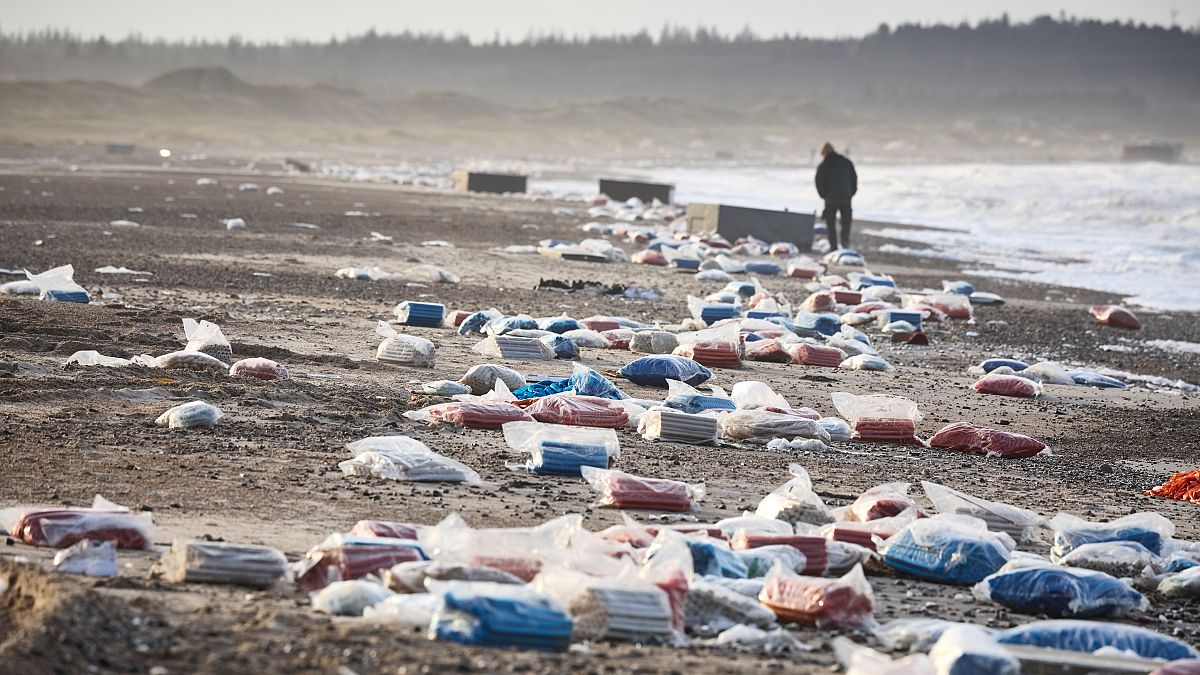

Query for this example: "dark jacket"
[815,152,857,204]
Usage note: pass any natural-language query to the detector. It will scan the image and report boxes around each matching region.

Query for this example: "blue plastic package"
[882,517,1010,585]
[395,301,446,328]
[724,282,757,299]
[567,365,626,400]
[45,289,91,303]
[745,309,788,320]
[619,355,713,388]
[974,566,1145,618]
[853,274,896,290]
[538,316,582,334]
[943,280,976,296]
[1068,371,1127,389]
[458,311,493,337]
[997,620,1198,661]
[980,358,1029,373]
[794,312,842,337]
[687,539,748,578]
[513,378,573,400]
[530,439,610,476]
[930,625,1019,675]
[742,332,765,343]
[493,315,538,335]
[664,380,736,414]
[541,335,580,360]
[1050,512,1173,558]
[840,326,870,344]
[670,258,701,270]
[1163,555,1200,575]
[743,261,781,276]
[432,582,573,651]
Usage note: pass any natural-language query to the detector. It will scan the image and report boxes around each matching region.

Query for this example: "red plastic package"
[744,338,791,363]
[525,394,629,428]
[296,538,426,591]
[582,318,621,332]
[600,328,634,350]
[788,343,845,367]
[469,555,544,582]
[581,467,703,512]
[786,262,824,279]
[1090,305,1142,330]
[349,520,422,540]
[844,483,927,522]
[758,564,874,628]
[731,532,829,575]
[852,301,893,314]
[905,303,948,322]
[928,422,1046,459]
[632,250,668,266]
[801,291,836,313]
[673,341,742,369]
[430,402,533,429]
[9,508,152,549]
[446,310,473,328]
[833,290,862,305]
[822,524,878,551]
[229,357,290,381]
[972,373,1042,398]
[851,418,923,444]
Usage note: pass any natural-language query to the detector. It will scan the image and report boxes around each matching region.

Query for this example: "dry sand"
[1,167,1198,673]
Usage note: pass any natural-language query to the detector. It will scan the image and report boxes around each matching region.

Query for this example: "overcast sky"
[1,0,1193,42]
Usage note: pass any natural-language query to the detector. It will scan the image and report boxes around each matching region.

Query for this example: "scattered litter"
[929,624,1019,675]
[503,421,619,476]
[582,466,704,512]
[619,355,712,388]
[1145,468,1200,505]
[53,540,118,577]
[928,422,1046,459]
[1049,512,1173,559]
[430,581,573,651]
[339,436,482,483]
[158,540,288,587]
[26,264,89,303]
[229,357,289,381]
[376,321,436,367]
[832,392,924,445]
[881,515,1011,585]
[155,401,223,429]
[94,265,151,275]
[997,620,1198,661]
[758,563,874,629]
[312,579,393,616]
[1,495,153,549]
[639,409,720,445]
[975,565,1145,618]
[1090,305,1142,330]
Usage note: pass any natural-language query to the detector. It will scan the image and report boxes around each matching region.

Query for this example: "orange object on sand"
[1145,468,1200,505]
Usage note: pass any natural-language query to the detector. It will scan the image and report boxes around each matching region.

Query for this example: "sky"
[0,0,1194,42]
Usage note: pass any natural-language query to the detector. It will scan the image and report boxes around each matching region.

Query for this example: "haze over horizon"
[1,0,1195,43]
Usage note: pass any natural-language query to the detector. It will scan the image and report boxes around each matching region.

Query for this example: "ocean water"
[534,163,1200,311]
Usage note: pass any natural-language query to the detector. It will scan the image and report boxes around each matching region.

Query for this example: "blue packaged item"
[459,311,494,337]
[687,539,748,578]
[765,316,797,332]
[45,289,91,303]
[541,335,580,360]
[743,261,781,276]
[853,274,896,290]
[1068,371,1127,389]
[980,358,1029,373]
[664,380,736,414]
[693,303,739,325]
[1163,555,1200,574]
[567,364,626,400]
[881,516,1010,586]
[974,566,1145,618]
[395,301,446,328]
[538,316,582,334]
[724,281,757,299]
[742,332,765,343]
[745,309,787,320]
[878,310,923,331]
[997,620,1198,661]
[493,315,538,334]
[929,625,1019,675]
[670,258,701,270]
[814,222,828,234]
[619,355,712,388]
[530,439,610,476]
[431,582,573,652]
[942,280,976,295]
[1049,512,1173,558]
[794,312,842,337]
[840,326,870,344]
[513,378,572,400]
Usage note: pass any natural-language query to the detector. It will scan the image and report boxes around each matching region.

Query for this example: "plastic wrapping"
[406,400,533,429]
[1090,305,1142,330]
[638,409,721,445]
[881,515,1011,585]
[538,315,582,334]
[561,328,610,348]
[312,579,394,616]
[418,514,585,582]
[534,569,673,642]
[155,350,229,371]
[734,543,807,577]
[458,309,501,337]
[672,326,742,369]
[422,380,472,396]
[472,334,555,360]
[1158,566,1200,598]
[630,331,680,354]
[25,264,89,302]
[641,531,695,634]
[928,422,1046,459]
[158,539,288,587]
[758,562,874,629]
[1059,541,1157,577]
[730,381,789,410]
[974,565,1145,617]
[921,482,1043,541]
[376,321,436,367]
[53,540,118,577]
[818,417,853,441]
[997,620,1198,661]
[788,343,845,367]
[743,338,791,363]
[688,295,741,325]
[1020,360,1076,385]
[392,301,445,328]
[525,394,629,428]
[929,625,1019,675]
[755,464,833,526]
[540,334,580,360]
[385,560,524,593]
[1069,370,1128,389]
[925,293,974,320]
[155,400,223,429]
[430,581,573,651]
[687,538,749,578]
[458,363,525,396]
[1151,660,1200,675]
[619,355,712,388]
[228,357,290,381]
[832,392,924,445]
[720,410,831,444]
[297,534,427,591]
[801,290,836,313]
[2,495,154,549]
[350,520,421,540]
[686,578,776,630]
[664,380,736,414]
[182,318,232,361]
[1049,512,1174,559]
[875,619,990,652]
[600,328,635,350]
[836,637,936,675]
[732,531,830,575]
[972,373,1042,398]
[633,249,668,266]
[502,421,619,476]
[362,593,440,627]
[581,466,704,512]
[340,435,481,483]
[842,482,926,522]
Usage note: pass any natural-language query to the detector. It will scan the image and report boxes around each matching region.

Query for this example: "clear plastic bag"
[297,534,428,591]
[394,301,446,327]
[1022,360,1076,385]
[874,618,989,652]
[972,373,1042,398]
[715,514,793,538]
[630,330,680,355]
[155,350,229,370]
[158,539,288,587]
[921,481,1043,542]
[1158,566,1200,598]
[974,565,1146,618]
[928,422,1046,459]
[581,466,704,512]
[53,539,118,577]
[840,354,892,371]
[385,560,524,593]
[1059,541,1158,577]
[311,579,394,616]
[638,409,721,445]
[664,379,736,414]
[686,578,777,630]
[730,381,789,410]
[350,520,422,540]
[472,334,555,360]
[880,515,1011,585]
[458,363,526,396]
[2,494,153,549]
[840,482,926,522]
[405,399,533,429]
[525,394,629,428]
[758,562,875,629]
[1049,512,1175,559]
[339,435,481,483]
[410,264,460,284]
[788,342,845,367]
[832,392,924,445]
[533,568,673,642]
[835,637,935,675]
[734,543,808,578]
[26,264,90,303]
[155,400,223,429]
[376,321,436,367]
[567,362,626,400]
[561,328,610,348]
[672,326,742,369]
[997,620,1198,661]
[720,409,831,443]
[929,624,1019,675]
[818,417,852,441]
[502,421,619,476]
[686,538,748,578]
[458,308,502,336]
[755,464,833,526]
[228,357,290,381]
[182,318,232,361]
[362,592,440,627]
[422,380,472,396]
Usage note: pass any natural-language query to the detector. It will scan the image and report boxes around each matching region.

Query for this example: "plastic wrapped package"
[296,534,428,591]
[979,358,1029,373]
[0,279,39,295]
[418,514,589,582]
[180,317,233,362]
[619,355,712,388]
[600,328,635,350]
[875,619,993,652]
[581,317,622,332]
[1022,361,1077,385]
[818,417,852,441]
[786,260,825,279]
[312,579,394,616]
[394,301,446,328]
[997,620,1198,661]
[759,562,874,629]
[721,410,831,444]
[445,309,472,328]
[928,422,1046,459]
[840,354,891,371]
[1160,554,1200,575]
[832,392,924,445]
[458,363,526,396]
[730,381,790,410]
[1059,541,1158,577]
[472,334,555,360]
[228,357,289,381]
[406,400,533,429]
[641,530,695,634]
[929,625,1019,675]
[1069,370,1128,389]
[385,560,524,593]
[972,373,1042,398]
[842,482,926,522]
[1152,660,1200,675]
[788,343,845,367]
[539,334,580,360]
[537,315,582,334]
[1090,305,1142,330]
[430,581,573,651]
[363,593,440,627]
[734,543,808,577]
[629,330,680,354]
[458,309,502,337]
[664,380,736,414]
[561,329,610,349]
[155,400,223,429]
[582,466,704,512]
[350,520,421,540]
[339,435,482,483]
[921,482,1043,541]
[881,515,1011,585]
[525,394,629,428]
[687,295,741,325]
[820,510,918,551]
[24,264,89,302]
[835,637,936,675]
[52,540,118,577]
[673,331,743,369]
[155,350,229,371]
[422,380,472,396]
[686,578,777,630]
[755,464,833,526]
[686,538,749,578]
[802,290,837,313]
[376,321,436,367]
[974,565,1145,617]
[925,293,974,320]
[158,540,288,587]
[502,421,619,476]
[638,409,721,445]
[1049,512,1174,559]
[1158,566,1200,598]
[741,338,788,363]
[732,531,829,575]
[765,437,829,453]
[534,570,674,642]
[2,495,154,549]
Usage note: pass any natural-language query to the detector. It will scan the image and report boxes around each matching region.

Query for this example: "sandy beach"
[1,165,1198,674]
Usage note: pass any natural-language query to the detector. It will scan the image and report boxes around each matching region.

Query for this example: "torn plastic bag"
[182,318,232,361]
[418,514,588,582]
[1049,512,1174,559]
[430,581,573,651]
[502,421,618,476]
[756,464,833,526]
[376,321,436,368]
[2,495,153,549]
[835,637,935,675]
[26,264,89,303]
[53,540,118,577]
[721,410,831,444]
[458,363,525,396]
[758,562,875,629]
[1158,566,1200,598]
[154,350,228,371]
[363,593,439,627]
[974,565,1145,618]
[229,357,289,381]
[1090,305,1142,330]
[312,579,394,616]
[840,354,891,371]
[158,539,288,587]
[881,515,1011,585]
[997,620,1198,661]
[664,379,736,414]
[384,560,524,593]
[730,381,789,410]
[840,482,927,522]
[525,394,629,428]
[619,354,712,388]
[532,568,673,643]
[155,400,222,429]
[340,435,481,483]
[921,482,1043,541]
[297,534,427,591]
[638,409,720,445]
[929,624,1019,675]
[832,392,924,445]
[972,373,1042,398]
[686,578,776,630]
[582,466,704,512]
[928,422,1046,459]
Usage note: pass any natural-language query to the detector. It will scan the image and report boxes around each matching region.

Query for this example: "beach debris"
[312,579,393,616]
[53,540,118,577]
[336,266,392,280]
[881,515,1011,585]
[224,217,247,230]
[94,265,151,275]
[972,373,1043,398]
[339,436,481,483]
[973,565,1145,618]
[376,321,436,367]
[430,582,573,651]
[1145,468,1200,505]
[25,264,89,303]
[928,422,1046,459]
[1090,304,1142,330]
[157,540,288,587]
[619,355,712,388]
[1,495,153,549]
[229,357,290,381]
[996,620,1197,661]
[183,318,232,361]
[582,466,704,512]
[156,401,223,429]
[502,421,619,476]
[831,392,924,445]
[929,625,1019,675]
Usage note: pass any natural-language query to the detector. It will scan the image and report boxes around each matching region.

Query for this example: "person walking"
[814,142,857,249]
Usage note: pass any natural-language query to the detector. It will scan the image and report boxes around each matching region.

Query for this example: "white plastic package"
[155,350,229,371]
[384,560,524,593]
[65,350,155,368]
[715,513,793,538]
[630,330,680,355]
[501,420,620,474]
[339,435,481,483]
[53,539,118,577]
[1058,541,1158,578]
[458,363,526,396]
[25,264,90,303]
[561,329,611,349]
[1021,361,1076,386]
[376,321,436,368]
[182,318,232,361]
[817,417,852,441]
[835,636,935,675]
[840,354,892,371]
[1048,512,1175,561]
[755,464,833,526]
[422,380,472,396]
[362,592,440,627]
[155,401,223,429]
[311,579,394,616]
[1157,566,1200,598]
[158,539,289,587]
[730,381,790,410]
[686,578,777,630]
[410,264,460,284]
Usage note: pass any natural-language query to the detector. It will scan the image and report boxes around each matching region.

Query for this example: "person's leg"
[839,204,853,248]
[823,202,839,249]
